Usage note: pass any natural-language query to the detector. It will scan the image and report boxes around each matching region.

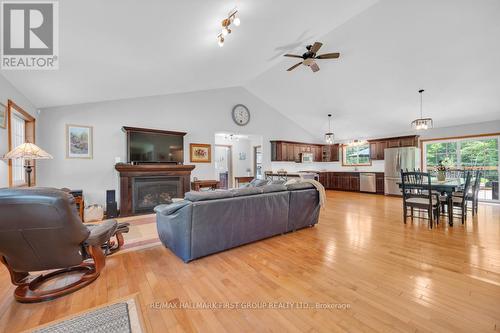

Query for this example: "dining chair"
[449,171,472,224]
[401,171,440,228]
[470,171,482,215]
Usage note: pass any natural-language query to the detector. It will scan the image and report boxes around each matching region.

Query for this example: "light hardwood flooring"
[1,191,499,332]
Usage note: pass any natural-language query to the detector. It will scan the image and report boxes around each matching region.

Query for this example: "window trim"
[420,132,500,170]
[7,100,36,187]
[341,144,372,167]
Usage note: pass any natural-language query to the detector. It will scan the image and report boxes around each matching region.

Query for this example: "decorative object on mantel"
[190,143,212,163]
[411,89,433,130]
[0,102,6,129]
[66,124,93,159]
[324,114,335,144]
[3,142,53,186]
[436,160,447,181]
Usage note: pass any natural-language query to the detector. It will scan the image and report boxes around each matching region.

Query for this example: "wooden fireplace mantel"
[115,163,195,216]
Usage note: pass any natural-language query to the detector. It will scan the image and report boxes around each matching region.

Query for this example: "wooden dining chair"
[449,171,472,224]
[401,171,440,228]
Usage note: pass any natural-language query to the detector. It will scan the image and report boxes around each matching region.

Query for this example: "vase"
[437,170,446,181]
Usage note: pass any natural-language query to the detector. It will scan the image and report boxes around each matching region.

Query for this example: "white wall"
[36,87,316,206]
[0,75,38,188]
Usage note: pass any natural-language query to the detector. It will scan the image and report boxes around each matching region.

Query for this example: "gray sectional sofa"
[154,182,320,262]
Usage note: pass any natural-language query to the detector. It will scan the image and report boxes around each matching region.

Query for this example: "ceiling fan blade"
[284,54,303,58]
[310,42,323,53]
[310,62,320,72]
[316,52,340,59]
[287,62,303,71]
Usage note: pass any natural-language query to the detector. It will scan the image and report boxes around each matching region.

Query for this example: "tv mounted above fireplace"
[123,126,186,164]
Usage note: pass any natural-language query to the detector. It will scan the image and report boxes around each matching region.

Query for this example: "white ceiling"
[0,0,376,107]
[2,0,500,140]
[246,0,500,140]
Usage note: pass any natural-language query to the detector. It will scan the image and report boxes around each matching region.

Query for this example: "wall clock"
[232,104,250,126]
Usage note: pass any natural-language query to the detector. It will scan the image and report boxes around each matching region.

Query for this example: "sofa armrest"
[154,200,191,215]
[84,219,117,246]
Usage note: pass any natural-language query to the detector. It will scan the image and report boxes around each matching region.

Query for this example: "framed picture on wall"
[66,124,93,159]
[0,102,6,129]
[190,143,211,163]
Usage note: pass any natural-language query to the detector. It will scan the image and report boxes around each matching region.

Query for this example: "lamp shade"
[3,143,53,160]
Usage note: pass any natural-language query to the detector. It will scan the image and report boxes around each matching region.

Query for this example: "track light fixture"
[217,8,240,47]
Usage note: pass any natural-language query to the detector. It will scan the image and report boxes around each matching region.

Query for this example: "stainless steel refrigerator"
[384,147,421,195]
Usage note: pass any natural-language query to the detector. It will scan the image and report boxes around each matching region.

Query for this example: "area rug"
[116,214,161,254]
[30,297,143,333]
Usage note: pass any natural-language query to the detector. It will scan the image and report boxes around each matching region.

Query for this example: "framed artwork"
[190,143,211,163]
[66,124,93,159]
[0,102,6,129]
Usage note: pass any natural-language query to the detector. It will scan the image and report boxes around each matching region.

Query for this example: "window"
[11,112,26,186]
[7,100,35,187]
[342,143,371,166]
[423,135,500,202]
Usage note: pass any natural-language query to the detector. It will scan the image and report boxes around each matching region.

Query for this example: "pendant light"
[324,114,334,144]
[411,89,433,130]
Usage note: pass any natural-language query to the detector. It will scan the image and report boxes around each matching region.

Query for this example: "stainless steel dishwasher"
[360,173,376,193]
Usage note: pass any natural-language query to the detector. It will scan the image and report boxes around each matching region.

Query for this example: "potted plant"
[436,160,447,181]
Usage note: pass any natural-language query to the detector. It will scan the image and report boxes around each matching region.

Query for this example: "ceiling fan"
[284,42,340,72]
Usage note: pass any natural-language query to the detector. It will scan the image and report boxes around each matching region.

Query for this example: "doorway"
[215,145,232,189]
[254,145,263,179]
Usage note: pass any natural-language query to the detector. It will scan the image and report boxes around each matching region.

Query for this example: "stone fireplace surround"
[115,163,195,216]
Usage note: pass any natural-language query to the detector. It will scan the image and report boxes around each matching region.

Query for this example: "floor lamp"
[3,143,53,187]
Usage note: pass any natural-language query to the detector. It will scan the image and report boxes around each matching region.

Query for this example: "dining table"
[397,178,464,226]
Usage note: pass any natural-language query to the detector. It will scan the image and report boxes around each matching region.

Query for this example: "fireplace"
[132,177,181,214]
[115,163,195,217]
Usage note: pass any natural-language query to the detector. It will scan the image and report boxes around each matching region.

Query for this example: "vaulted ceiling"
[2,0,499,140]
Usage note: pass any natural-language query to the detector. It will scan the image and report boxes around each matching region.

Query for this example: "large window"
[342,143,371,166]
[10,112,26,186]
[7,100,36,187]
[423,135,500,202]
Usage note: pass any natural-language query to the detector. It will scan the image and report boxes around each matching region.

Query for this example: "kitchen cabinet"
[321,144,340,162]
[271,141,328,162]
[376,173,385,194]
[319,172,383,193]
[368,135,418,160]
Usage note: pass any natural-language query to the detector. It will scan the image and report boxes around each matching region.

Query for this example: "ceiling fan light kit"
[411,89,433,130]
[217,8,240,47]
[284,41,340,72]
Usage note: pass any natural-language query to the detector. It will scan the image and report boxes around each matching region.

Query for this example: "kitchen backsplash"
[270,160,385,173]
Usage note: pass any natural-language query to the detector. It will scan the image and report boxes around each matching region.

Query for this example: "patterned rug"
[31,297,143,333]
[116,214,161,254]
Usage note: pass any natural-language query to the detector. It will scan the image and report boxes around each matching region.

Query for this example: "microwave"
[301,152,314,163]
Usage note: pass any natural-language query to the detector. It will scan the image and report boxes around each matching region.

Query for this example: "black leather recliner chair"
[0,188,117,303]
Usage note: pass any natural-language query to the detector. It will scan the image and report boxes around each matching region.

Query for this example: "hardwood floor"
[1,191,499,332]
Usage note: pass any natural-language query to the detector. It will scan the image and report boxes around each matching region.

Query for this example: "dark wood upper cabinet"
[271,136,417,162]
[368,135,418,160]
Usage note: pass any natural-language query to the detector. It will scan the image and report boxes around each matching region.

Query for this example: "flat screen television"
[127,130,184,164]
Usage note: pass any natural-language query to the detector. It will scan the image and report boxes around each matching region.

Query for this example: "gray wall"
[37,87,316,206]
[0,75,38,188]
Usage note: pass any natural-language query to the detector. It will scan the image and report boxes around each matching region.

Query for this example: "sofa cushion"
[230,187,263,197]
[286,182,316,191]
[184,190,233,202]
[270,179,286,185]
[262,184,287,193]
[155,200,191,215]
[249,179,269,187]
